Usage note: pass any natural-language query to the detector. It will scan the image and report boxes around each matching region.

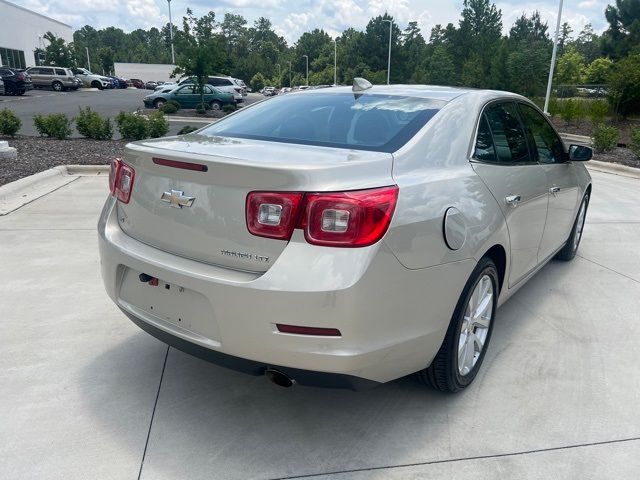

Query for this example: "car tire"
[91,81,101,89]
[154,99,165,109]
[418,257,499,393]
[52,81,63,92]
[16,90,25,96]
[210,100,222,110]
[555,193,589,262]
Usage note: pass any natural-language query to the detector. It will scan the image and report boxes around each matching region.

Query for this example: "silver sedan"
[98,80,592,392]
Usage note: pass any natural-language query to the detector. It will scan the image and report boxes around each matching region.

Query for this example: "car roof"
[298,84,523,104]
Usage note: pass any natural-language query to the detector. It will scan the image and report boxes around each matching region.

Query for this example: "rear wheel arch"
[482,244,506,294]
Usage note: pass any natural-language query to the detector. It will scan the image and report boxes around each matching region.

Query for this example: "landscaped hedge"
[33,114,72,140]
[0,109,21,137]
[76,107,113,140]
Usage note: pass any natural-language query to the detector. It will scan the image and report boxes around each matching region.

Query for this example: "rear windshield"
[200,93,445,152]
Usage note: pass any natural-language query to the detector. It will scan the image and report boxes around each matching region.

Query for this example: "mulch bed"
[0,136,126,186]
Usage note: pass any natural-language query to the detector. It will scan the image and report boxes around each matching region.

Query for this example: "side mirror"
[569,144,592,162]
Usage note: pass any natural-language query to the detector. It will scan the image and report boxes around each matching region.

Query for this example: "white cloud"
[10,0,611,42]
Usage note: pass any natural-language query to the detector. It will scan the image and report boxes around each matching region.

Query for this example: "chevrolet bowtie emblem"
[161,189,195,209]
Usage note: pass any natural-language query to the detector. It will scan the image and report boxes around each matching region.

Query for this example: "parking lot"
[0,88,262,137]
[0,164,639,479]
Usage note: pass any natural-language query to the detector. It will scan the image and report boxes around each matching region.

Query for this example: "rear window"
[201,93,444,152]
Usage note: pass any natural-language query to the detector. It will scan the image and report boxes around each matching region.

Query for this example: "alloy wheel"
[458,274,494,376]
[573,200,587,251]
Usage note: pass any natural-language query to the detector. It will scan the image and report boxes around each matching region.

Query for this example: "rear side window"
[474,115,497,163]
[201,93,445,153]
[518,103,565,164]
[55,68,66,76]
[484,103,532,164]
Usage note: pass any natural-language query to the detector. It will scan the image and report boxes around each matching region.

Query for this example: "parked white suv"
[72,68,110,89]
[208,76,244,103]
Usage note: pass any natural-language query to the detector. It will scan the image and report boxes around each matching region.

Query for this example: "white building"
[0,0,73,69]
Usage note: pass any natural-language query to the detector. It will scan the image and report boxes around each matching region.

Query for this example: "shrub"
[0,108,21,136]
[592,124,619,153]
[76,107,113,140]
[559,98,582,123]
[177,125,198,135]
[115,111,148,140]
[587,100,610,124]
[222,104,236,114]
[33,113,72,140]
[195,103,211,115]
[147,111,169,138]
[159,103,178,114]
[630,127,640,159]
[166,100,180,111]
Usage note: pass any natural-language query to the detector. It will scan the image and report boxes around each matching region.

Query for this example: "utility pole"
[544,0,564,114]
[288,61,292,87]
[383,19,392,85]
[333,38,337,86]
[168,0,176,64]
[85,47,90,70]
[276,64,281,88]
[303,55,309,86]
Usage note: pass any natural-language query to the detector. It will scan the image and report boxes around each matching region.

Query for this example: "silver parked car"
[25,66,79,91]
[99,81,592,392]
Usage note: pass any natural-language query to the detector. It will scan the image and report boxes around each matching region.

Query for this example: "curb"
[586,160,640,179]
[0,165,109,216]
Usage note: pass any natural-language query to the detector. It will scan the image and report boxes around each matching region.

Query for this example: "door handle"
[505,195,522,207]
[549,186,561,196]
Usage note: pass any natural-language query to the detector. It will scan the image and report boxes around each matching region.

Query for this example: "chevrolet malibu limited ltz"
[98,80,592,392]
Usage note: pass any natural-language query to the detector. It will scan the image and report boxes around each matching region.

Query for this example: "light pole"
[276,63,281,88]
[333,38,337,86]
[302,54,309,86]
[288,61,292,87]
[167,0,176,65]
[85,46,91,70]
[544,0,564,114]
[382,19,392,85]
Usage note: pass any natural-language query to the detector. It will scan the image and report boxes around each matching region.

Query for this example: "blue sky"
[14,0,611,44]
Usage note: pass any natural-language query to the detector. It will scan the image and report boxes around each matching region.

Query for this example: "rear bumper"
[98,196,474,385]
[123,307,378,390]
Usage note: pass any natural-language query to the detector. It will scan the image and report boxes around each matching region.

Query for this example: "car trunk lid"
[117,134,394,273]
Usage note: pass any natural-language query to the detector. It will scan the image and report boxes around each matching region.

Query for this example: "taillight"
[17,72,25,80]
[109,158,135,203]
[245,186,398,247]
[302,186,399,247]
[246,192,303,240]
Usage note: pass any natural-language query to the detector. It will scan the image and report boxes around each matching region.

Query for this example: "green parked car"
[143,84,234,110]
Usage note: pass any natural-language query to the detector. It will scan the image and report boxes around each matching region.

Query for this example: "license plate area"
[118,268,220,342]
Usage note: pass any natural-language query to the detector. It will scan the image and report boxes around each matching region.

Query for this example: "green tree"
[584,58,613,84]
[43,32,75,68]
[173,10,226,108]
[555,47,586,85]
[96,47,114,74]
[602,0,640,59]
[608,53,640,115]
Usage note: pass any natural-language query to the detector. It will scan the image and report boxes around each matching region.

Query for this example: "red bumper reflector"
[276,324,341,336]
[153,157,208,172]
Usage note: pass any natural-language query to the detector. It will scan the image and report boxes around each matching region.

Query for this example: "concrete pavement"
[0,167,638,479]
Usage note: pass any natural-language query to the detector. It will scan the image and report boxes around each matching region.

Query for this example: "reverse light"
[245,186,398,247]
[246,192,303,240]
[109,158,135,204]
